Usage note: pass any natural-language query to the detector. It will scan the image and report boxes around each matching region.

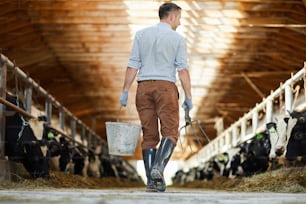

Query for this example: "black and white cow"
[266,116,289,160]
[239,132,271,176]
[268,111,306,165]
[48,135,71,172]
[213,152,230,177]
[284,111,306,163]
[5,93,50,178]
[66,145,87,176]
[172,160,215,185]
[87,145,102,178]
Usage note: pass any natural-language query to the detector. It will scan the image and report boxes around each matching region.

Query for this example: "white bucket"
[105,122,142,156]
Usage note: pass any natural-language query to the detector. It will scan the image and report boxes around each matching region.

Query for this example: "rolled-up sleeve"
[128,34,141,69]
[175,38,189,71]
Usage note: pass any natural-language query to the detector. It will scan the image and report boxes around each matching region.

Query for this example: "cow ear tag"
[48,132,55,139]
[269,127,276,133]
[256,133,263,140]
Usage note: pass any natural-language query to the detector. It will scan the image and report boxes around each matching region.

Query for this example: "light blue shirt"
[127,22,189,83]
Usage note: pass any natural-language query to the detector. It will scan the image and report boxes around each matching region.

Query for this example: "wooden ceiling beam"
[0,1,20,15]
[41,31,131,38]
[229,71,292,78]
[25,0,150,10]
[0,17,31,35]
[6,50,55,67]
[241,72,265,98]
[39,24,131,32]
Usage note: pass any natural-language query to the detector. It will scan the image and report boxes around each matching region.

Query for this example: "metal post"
[232,125,238,146]
[225,131,230,150]
[93,136,97,147]
[45,100,52,124]
[88,132,92,150]
[0,61,7,159]
[71,119,76,147]
[59,108,65,130]
[266,99,273,123]
[252,107,258,134]
[240,118,246,139]
[81,126,86,147]
[24,86,32,113]
[285,84,293,114]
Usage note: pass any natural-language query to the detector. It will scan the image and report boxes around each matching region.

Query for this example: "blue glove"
[119,91,128,107]
[182,98,193,110]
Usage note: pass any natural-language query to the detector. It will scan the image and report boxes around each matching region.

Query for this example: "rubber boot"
[150,137,175,192]
[142,148,157,192]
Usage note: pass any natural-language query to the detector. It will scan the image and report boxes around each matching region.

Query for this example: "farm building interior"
[0,0,306,185]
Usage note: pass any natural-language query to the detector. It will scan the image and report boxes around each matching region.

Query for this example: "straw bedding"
[1,165,306,193]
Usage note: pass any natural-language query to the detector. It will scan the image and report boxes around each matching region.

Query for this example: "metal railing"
[0,54,106,158]
[186,62,306,168]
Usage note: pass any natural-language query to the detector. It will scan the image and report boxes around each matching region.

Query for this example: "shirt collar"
[158,22,172,30]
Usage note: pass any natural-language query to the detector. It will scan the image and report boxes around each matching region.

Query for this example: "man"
[119,2,192,192]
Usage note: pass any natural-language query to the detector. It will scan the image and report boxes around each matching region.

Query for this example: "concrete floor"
[0,188,306,204]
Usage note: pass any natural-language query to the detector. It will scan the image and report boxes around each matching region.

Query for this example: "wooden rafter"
[241,72,265,98]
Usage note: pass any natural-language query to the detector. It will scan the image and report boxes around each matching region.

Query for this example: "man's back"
[129,22,188,83]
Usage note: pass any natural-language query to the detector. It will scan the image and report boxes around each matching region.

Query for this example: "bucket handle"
[117,106,130,122]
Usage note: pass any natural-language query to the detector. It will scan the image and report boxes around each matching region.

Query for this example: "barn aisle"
[0,188,306,204]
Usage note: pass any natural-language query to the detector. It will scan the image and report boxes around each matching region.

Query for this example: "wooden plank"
[39,24,131,32]
[0,20,30,35]
[30,16,158,25]
[41,30,131,38]
[0,1,20,16]
[6,50,54,68]
[25,1,135,10]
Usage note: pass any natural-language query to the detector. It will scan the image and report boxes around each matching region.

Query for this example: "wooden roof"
[1,0,306,160]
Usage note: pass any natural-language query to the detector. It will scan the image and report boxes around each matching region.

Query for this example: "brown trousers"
[136,80,179,149]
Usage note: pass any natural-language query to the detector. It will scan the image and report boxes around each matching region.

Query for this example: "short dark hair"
[159,2,181,20]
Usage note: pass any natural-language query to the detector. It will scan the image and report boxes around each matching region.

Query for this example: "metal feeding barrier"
[185,62,306,168]
[0,54,106,159]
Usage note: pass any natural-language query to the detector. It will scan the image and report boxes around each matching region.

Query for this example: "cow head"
[287,111,306,141]
[267,116,289,159]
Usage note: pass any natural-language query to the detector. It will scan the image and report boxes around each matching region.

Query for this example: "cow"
[227,150,245,178]
[99,153,119,178]
[47,135,71,172]
[283,111,306,165]
[87,145,102,178]
[4,93,50,178]
[223,132,271,178]
[220,147,244,179]
[239,132,271,176]
[213,152,230,177]
[114,158,142,181]
[172,160,215,185]
[267,111,306,166]
[58,136,71,172]
[65,145,87,176]
[266,115,289,160]
[172,169,186,185]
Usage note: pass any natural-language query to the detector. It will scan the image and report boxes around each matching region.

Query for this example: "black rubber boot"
[142,148,157,192]
[150,137,175,192]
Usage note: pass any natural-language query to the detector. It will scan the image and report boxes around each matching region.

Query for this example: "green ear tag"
[269,127,276,133]
[256,133,263,140]
[48,132,55,139]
